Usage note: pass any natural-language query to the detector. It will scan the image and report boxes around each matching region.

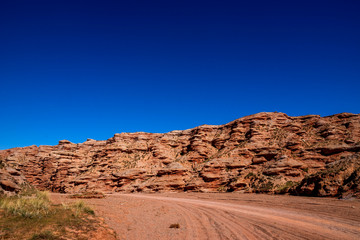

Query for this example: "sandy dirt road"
[51,193,360,240]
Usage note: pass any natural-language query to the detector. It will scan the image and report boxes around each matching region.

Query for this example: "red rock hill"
[1,112,359,197]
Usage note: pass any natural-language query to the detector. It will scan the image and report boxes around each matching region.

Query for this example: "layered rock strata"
[294,153,360,198]
[0,112,359,197]
[0,166,26,195]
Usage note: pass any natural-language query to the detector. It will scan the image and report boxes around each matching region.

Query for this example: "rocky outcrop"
[293,153,360,198]
[0,166,26,195]
[0,112,359,196]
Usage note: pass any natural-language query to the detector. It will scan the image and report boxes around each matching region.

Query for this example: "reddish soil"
[51,193,360,240]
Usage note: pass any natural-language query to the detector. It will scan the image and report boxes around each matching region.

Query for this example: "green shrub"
[258,181,274,192]
[276,181,295,194]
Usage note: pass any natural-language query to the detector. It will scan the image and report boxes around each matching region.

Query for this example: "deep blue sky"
[1,1,359,149]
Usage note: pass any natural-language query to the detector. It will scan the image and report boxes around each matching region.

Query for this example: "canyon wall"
[1,112,359,198]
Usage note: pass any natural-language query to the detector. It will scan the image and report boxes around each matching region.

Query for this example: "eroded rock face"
[0,167,26,195]
[293,153,360,198]
[0,112,359,196]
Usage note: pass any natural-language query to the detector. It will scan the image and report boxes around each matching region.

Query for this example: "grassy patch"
[62,200,95,216]
[0,191,51,218]
[0,190,99,240]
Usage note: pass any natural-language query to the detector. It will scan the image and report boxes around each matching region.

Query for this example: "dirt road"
[51,193,360,240]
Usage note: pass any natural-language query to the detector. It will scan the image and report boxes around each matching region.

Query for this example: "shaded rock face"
[293,153,360,198]
[0,112,359,196]
[0,166,26,195]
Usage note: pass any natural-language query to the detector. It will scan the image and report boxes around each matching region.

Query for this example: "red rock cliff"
[1,112,359,197]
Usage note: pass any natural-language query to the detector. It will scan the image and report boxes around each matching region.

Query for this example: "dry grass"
[28,230,59,240]
[62,200,95,217]
[69,191,105,199]
[0,190,99,240]
[0,191,51,218]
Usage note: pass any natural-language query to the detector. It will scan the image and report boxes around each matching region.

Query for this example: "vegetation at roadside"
[0,188,101,240]
[62,200,95,216]
[275,181,297,194]
[1,191,51,218]
[69,191,105,199]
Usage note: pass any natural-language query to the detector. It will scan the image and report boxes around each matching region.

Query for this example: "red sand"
[51,193,360,240]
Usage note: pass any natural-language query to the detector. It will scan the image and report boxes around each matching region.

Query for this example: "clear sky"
[1,0,359,150]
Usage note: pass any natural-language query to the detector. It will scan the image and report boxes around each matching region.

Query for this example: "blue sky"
[1,0,359,149]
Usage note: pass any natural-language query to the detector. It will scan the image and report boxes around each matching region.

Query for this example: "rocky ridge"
[0,112,359,197]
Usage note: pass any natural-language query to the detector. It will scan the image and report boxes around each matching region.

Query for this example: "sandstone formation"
[0,112,359,197]
[0,164,26,195]
[293,153,360,198]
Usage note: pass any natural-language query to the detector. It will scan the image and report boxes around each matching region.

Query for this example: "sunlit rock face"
[1,112,359,197]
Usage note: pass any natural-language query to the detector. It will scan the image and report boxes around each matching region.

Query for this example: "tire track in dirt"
[121,194,360,240]
[51,193,360,240]
[195,207,241,239]
[172,204,211,239]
